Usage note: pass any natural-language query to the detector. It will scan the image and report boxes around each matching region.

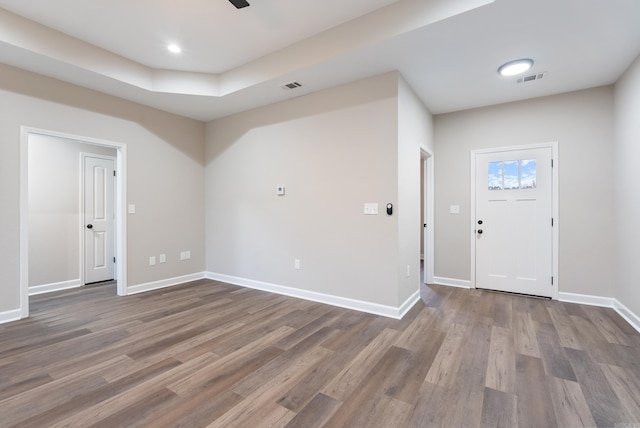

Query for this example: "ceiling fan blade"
[229,0,250,8]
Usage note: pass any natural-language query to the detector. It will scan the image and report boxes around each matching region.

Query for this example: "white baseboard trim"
[0,309,22,324]
[433,276,471,289]
[558,292,615,308]
[613,300,640,334]
[206,272,419,319]
[559,292,640,334]
[127,272,206,295]
[28,279,82,296]
[399,290,421,319]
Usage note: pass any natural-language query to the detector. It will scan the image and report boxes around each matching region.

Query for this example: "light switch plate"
[128,204,136,214]
[276,186,285,196]
[364,203,379,215]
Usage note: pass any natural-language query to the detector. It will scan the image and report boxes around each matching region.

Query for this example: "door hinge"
[113,170,116,177]
[113,257,116,263]
[551,276,554,285]
[551,159,554,168]
[551,217,554,227]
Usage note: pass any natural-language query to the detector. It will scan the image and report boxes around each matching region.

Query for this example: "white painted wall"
[0,63,205,316]
[28,134,116,289]
[206,72,425,309]
[614,54,640,317]
[434,86,615,297]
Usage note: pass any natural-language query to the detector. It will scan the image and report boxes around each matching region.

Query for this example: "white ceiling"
[1,0,639,121]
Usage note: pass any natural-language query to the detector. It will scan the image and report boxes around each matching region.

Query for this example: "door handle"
[86,224,93,229]
[477,229,483,234]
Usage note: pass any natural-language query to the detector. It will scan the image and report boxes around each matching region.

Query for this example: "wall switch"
[149,256,156,266]
[294,259,301,270]
[364,203,379,215]
[128,204,136,214]
[185,251,191,260]
[159,254,166,263]
[276,185,285,196]
[179,251,185,261]
[450,205,460,214]
[407,265,411,277]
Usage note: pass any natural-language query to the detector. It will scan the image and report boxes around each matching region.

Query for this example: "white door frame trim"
[421,146,435,285]
[20,127,128,319]
[469,142,559,299]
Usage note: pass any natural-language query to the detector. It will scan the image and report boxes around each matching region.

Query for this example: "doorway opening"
[20,127,128,319]
[421,148,434,285]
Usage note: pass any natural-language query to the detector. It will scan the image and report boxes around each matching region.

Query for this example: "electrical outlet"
[449,205,460,214]
[294,259,301,270]
[149,256,156,266]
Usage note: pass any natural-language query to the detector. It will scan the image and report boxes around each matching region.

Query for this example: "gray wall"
[205,72,432,308]
[28,134,116,289]
[614,54,640,316]
[433,86,615,297]
[398,76,434,303]
[3,53,635,322]
[0,63,205,315]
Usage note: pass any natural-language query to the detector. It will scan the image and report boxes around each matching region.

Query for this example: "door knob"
[477,229,483,234]
[86,224,93,229]
[478,220,483,225]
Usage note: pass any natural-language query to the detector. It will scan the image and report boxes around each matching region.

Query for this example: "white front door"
[84,155,115,284]
[475,147,553,297]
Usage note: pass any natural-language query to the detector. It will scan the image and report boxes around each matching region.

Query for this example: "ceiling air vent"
[281,81,302,91]
[516,73,544,84]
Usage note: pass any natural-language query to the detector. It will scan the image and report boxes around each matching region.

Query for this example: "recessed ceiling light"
[167,44,182,54]
[498,58,534,76]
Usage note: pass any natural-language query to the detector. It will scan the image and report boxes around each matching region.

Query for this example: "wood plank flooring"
[1,279,639,427]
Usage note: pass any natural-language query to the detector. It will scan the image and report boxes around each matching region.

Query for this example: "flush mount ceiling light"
[167,44,182,54]
[498,58,534,76]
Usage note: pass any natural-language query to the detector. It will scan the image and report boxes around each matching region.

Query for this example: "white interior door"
[475,147,553,297]
[84,155,115,284]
